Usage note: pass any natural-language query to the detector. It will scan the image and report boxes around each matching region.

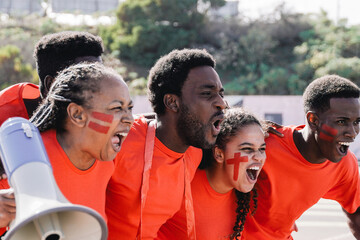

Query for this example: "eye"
[337,120,346,125]
[259,147,266,153]
[111,106,123,111]
[201,91,212,96]
[241,148,254,154]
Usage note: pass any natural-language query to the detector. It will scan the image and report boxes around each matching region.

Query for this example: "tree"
[293,11,360,85]
[102,0,225,66]
[0,45,37,90]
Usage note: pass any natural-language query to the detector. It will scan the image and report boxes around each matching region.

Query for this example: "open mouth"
[211,112,224,136]
[338,141,351,154]
[111,132,128,152]
[246,165,260,181]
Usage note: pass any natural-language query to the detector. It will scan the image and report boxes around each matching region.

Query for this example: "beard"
[177,104,214,149]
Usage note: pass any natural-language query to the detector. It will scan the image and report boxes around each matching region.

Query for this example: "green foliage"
[315,57,360,86]
[0,45,37,90]
[293,11,360,85]
[102,0,225,66]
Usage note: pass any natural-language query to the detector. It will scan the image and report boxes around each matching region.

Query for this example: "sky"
[237,0,360,25]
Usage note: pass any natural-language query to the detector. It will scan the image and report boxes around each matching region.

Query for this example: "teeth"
[339,142,351,146]
[248,166,260,170]
[116,132,128,137]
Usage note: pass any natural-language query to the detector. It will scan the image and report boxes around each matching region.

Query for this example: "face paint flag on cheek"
[88,111,114,134]
[319,124,338,142]
[226,152,248,181]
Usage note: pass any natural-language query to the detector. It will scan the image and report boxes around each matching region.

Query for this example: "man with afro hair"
[106,48,227,239]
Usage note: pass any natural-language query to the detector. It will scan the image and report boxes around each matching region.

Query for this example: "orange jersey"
[41,130,114,220]
[242,125,360,240]
[106,116,202,239]
[157,169,238,240]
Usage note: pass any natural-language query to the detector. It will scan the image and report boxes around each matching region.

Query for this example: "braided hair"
[30,62,119,133]
[200,107,262,239]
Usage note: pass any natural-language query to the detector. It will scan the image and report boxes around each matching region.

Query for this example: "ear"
[43,75,55,94]
[163,94,180,113]
[306,111,319,130]
[67,103,87,128]
[213,146,225,164]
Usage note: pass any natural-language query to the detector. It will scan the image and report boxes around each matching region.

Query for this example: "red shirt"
[41,130,114,220]
[157,169,238,240]
[106,116,202,239]
[0,83,39,126]
[242,125,360,240]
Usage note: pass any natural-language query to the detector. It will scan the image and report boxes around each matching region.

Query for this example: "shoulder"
[0,83,38,104]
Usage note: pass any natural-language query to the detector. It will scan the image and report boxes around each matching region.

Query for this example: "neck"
[56,130,96,170]
[293,125,327,164]
[206,165,232,194]
[155,115,189,153]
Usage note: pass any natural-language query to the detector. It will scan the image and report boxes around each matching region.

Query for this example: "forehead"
[228,124,265,146]
[183,66,222,90]
[322,97,360,118]
[92,75,130,104]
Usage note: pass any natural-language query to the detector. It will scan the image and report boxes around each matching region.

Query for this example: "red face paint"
[88,111,114,134]
[91,111,113,123]
[88,121,110,134]
[226,152,248,181]
[319,124,338,142]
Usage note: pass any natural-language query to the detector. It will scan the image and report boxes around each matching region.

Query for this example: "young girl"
[157,107,266,240]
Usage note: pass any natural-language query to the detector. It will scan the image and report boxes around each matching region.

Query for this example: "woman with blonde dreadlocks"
[29,62,134,220]
[157,107,265,240]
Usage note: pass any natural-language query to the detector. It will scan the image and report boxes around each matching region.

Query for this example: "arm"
[263,120,284,138]
[343,207,360,239]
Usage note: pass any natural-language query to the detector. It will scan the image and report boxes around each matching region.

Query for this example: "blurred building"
[52,0,119,14]
[0,0,42,15]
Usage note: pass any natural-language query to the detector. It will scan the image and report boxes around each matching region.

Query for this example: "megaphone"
[0,117,108,240]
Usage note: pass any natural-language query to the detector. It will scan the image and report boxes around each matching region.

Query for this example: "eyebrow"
[199,84,224,92]
[112,99,134,106]
[238,142,266,147]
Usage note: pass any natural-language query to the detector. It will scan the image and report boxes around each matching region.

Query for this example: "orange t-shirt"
[242,125,360,240]
[157,169,238,240]
[41,130,114,220]
[0,83,40,235]
[106,116,202,239]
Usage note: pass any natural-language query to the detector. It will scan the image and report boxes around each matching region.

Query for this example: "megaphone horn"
[0,117,108,240]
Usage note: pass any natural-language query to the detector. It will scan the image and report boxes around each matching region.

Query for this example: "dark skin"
[156,66,227,153]
[293,97,360,238]
[0,55,102,179]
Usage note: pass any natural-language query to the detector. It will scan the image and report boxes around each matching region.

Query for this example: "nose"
[121,110,134,127]
[345,123,359,139]
[214,95,227,111]
[253,150,266,163]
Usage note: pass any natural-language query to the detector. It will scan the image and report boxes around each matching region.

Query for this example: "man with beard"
[105,49,226,239]
[241,75,360,240]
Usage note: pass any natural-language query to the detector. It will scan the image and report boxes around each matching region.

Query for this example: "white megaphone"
[0,117,108,240]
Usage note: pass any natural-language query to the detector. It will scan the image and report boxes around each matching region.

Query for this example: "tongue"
[112,135,120,145]
[246,169,256,180]
[339,145,348,154]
